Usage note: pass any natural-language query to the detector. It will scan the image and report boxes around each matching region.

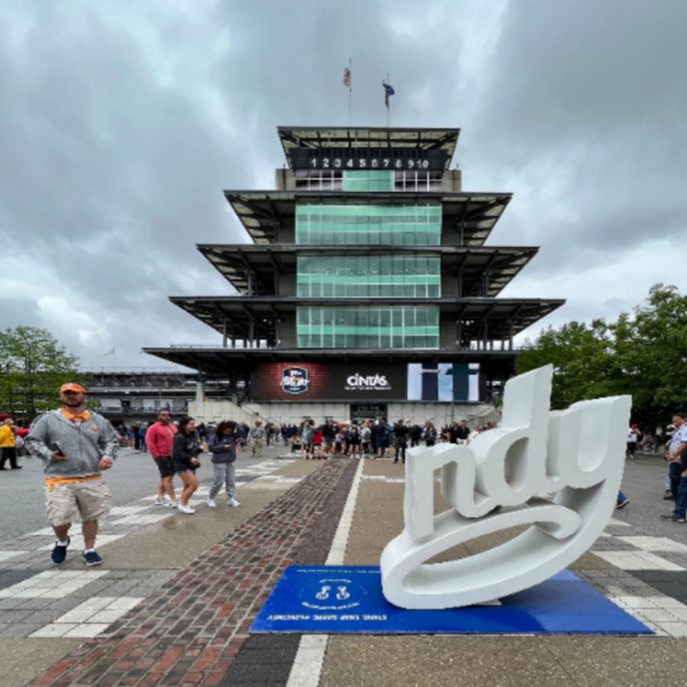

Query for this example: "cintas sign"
[345,373,392,392]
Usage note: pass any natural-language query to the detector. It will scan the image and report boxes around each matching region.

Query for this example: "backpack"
[377,423,387,438]
[350,427,360,441]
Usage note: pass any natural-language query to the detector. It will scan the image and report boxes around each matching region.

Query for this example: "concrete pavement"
[1,447,686,686]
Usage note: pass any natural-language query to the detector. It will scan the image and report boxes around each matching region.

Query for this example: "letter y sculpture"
[380,365,631,609]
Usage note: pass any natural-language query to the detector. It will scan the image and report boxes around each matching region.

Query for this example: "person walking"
[300,419,315,459]
[626,424,640,459]
[661,413,687,523]
[393,419,409,464]
[249,421,266,457]
[25,382,117,566]
[0,417,21,470]
[373,418,391,459]
[664,414,687,503]
[172,416,202,514]
[207,420,241,508]
[145,408,178,507]
[424,421,438,447]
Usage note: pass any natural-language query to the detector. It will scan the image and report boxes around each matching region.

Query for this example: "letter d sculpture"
[380,364,631,609]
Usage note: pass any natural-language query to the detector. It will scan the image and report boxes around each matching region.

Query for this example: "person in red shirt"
[145,408,178,506]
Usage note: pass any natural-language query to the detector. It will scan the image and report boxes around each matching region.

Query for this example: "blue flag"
[383,82,395,108]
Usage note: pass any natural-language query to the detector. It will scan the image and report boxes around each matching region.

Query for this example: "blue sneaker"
[51,537,70,565]
[82,550,103,566]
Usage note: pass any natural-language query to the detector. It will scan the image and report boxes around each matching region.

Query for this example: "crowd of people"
[278,417,497,463]
[16,377,687,568]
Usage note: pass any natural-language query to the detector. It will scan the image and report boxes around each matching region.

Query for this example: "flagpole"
[348,57,352,127]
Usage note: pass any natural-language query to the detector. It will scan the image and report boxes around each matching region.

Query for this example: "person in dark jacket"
[207,420,241,508]
[409,423,423,448]
[393,419,410,464]
[172,416,202,514]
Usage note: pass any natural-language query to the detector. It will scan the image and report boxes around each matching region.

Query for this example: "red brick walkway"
[30,459,355,687]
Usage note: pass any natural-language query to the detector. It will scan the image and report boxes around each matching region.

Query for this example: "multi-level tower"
[145,126,563,424]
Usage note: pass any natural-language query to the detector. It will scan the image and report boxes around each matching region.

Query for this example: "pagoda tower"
[145,126,563,424]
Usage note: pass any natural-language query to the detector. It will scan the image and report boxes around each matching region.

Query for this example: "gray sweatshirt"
[26,410,118,477]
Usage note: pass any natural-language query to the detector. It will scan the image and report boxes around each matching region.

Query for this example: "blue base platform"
[251,566,652,635]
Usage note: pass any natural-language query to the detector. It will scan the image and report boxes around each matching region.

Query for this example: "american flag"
[343,67,351,89]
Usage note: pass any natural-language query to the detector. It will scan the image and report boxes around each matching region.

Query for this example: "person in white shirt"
[663,414,687,505]
[626,424,640,459]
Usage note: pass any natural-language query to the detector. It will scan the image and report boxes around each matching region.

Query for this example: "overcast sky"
[1,0,685,370]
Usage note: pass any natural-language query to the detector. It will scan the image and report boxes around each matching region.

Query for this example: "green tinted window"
[296,203,441,246]
[297,306,439,349]
[297,255,441,298]
[343,171,394,192]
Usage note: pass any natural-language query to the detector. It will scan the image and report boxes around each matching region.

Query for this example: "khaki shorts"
[45,479,112,527]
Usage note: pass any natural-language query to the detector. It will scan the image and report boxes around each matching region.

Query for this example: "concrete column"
[196,381,205,403]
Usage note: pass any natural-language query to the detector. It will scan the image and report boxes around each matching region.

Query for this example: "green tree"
[516,284,687,432]
[0,326,82,421]
[611,284,687,429]
[516,319,618,409]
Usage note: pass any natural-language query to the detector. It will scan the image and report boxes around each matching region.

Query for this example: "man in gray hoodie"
[26,382,118,566]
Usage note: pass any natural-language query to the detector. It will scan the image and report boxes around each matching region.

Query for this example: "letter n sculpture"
[380,364,631,609]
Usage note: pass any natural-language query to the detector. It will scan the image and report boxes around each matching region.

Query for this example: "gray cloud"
[0,0,685,365]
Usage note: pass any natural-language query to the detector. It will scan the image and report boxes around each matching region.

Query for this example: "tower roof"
[277,126,460,170]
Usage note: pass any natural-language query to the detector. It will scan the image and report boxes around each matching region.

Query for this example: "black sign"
[290,148,448,172]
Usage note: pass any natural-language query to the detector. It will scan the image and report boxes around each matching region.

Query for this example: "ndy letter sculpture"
[380,364,631,609]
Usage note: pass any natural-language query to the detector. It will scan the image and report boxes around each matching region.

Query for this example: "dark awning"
[165,295,564,343]
[197,243,538,298]
[143,344,518,379]
[223,191,512,247]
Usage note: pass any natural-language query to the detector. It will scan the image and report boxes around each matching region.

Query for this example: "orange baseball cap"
[60,382,87,393]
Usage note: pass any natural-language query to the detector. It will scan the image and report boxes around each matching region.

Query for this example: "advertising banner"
[253,362,408,401]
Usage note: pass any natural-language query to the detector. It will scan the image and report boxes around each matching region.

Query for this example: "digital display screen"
[253,362,479,401]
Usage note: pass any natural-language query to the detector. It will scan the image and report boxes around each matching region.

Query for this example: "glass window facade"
[293,170,443,192]
[297,306,440,349]
[295,203,441,246]
[297,255,441,298]
[342,170,394,192]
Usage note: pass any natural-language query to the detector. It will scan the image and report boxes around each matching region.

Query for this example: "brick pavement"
[20,451,687,687]
[28,457,358,687]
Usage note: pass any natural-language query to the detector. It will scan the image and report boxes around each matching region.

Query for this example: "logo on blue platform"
[301,577,366,611]
[281,367,309,395]
[250,565,653,635]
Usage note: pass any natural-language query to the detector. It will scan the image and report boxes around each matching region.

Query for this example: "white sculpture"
[380,364,631,609]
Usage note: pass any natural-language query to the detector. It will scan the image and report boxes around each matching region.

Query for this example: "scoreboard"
[290,147,449,172]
